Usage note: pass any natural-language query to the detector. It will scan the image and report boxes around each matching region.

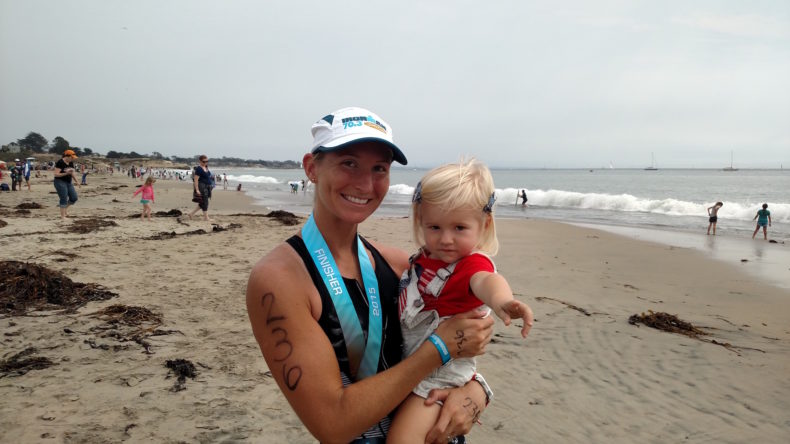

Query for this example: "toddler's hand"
[496,300,534,338]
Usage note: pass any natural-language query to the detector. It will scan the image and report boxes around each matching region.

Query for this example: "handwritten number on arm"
[270,327,293,362]
[261,292,302,391]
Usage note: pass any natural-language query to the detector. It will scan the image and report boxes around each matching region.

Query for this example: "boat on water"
[723,151,738,171]
[644,153,658,171]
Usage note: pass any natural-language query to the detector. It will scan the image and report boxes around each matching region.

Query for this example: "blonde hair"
[144,176,156,186]
[411,158,499,255]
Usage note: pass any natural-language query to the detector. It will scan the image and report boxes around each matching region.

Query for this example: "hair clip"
[412,181,423,203]
[483,192,496,213]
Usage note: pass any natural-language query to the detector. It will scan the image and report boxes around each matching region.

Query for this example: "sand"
[1,173,789,443]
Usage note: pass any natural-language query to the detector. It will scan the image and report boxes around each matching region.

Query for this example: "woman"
[246,107,494,443]
[188,155,212,221]
[53,150,80,219]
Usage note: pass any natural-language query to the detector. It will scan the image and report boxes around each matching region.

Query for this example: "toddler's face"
[419,203,486,263]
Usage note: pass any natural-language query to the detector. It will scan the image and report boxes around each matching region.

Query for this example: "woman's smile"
[342,193,370,205]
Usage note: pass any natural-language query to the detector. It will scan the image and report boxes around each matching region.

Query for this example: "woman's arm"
[193,170,200,194]
[53,163,69,178]
[247,245,491,443]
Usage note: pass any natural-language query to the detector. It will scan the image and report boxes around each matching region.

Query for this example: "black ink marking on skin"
[271,327,293,362]
[283,366,302,391]
[261,292,302,390]
[463,397,481,423]
[455,330,467,354]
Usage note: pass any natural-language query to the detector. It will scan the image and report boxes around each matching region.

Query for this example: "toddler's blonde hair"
[411,158,498,255]
[144,176,156,186]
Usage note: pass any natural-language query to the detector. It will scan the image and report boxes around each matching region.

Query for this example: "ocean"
[213,167,790,289]
[220,167,789,241]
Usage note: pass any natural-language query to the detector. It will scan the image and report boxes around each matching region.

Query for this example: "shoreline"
[1,173,789,443]
[570,222,790,290]
[236,184,790,291]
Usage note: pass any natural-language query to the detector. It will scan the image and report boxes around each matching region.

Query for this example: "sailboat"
[723,151,738,171]
[644,152,658,171]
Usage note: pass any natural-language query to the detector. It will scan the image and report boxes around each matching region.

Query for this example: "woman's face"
[305,142,392,224]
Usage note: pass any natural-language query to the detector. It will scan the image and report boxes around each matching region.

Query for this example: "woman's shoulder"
[251,241,301,278]
[365,239,409,276]
[247,239,320,316]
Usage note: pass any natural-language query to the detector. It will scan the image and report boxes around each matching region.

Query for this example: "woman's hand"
[433,309,494,360]
[423,381,486,443]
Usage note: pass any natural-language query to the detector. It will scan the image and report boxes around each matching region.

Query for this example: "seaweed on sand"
[88,304,176,353]
[0,261,117,315]
[91,304,163,327]
[126,209,183,219]
[69,218,118,234]
[154,209,182,217]
[0,347,55,377]
[265,210,301,225]
[228,210,302,226]
[627,310,765,355]
[16,202,44,210]
[628,310,707,338]
[145,223,242,240]
[165,359,197,392]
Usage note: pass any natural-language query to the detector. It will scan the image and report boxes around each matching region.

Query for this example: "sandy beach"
[1,172,789,443]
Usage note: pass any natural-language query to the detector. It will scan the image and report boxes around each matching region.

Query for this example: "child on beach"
[752,203,771,240]
[387,159,534,444]
[707,202,723,235]
[133,176,156,221]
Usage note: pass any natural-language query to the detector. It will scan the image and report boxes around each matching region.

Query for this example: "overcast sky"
[1,1,788,168]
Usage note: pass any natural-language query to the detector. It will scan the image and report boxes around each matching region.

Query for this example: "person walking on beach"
[520,189,528,206]
[222,173,228,190]
[53,150,80,220]
[387,159,533,443]
[706,202,723,235]
[133,176,156,221]
[246,107,493,443]
[752,203,772,240]
[22,159,31,191]
[10,159,21,191]
[188,155,212,221]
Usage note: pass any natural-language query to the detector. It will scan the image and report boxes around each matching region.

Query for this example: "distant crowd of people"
[0,155,248,223]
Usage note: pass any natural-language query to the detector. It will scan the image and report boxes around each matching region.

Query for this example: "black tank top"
[287,235,404,378]
[287,235,404,441]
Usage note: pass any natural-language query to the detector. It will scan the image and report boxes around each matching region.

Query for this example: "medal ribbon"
[301,213,382,380]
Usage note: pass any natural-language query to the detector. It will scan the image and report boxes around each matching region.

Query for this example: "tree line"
[4,131,300,168]
[6,131,93,156]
